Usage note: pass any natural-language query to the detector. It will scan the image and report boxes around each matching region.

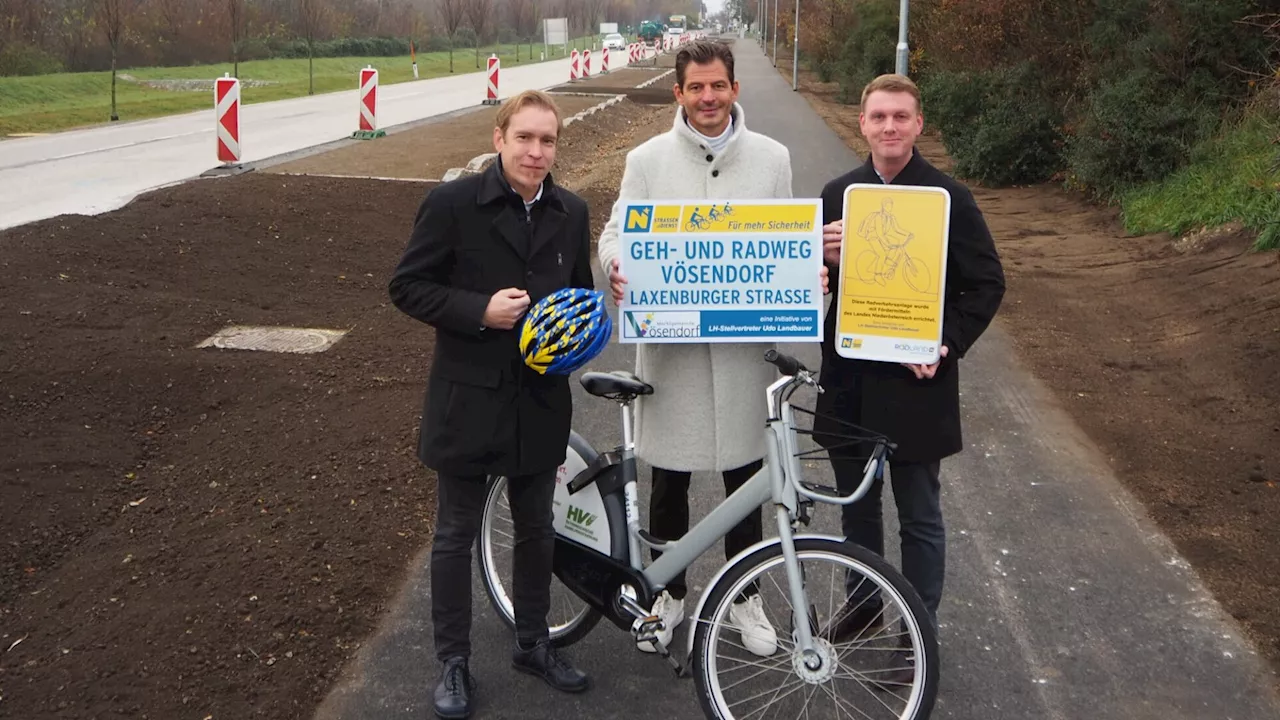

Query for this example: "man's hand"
[902,345,949,380]
[609,258,627,305]
[483,288,530,329]
[819,265,830,295]
[822,220,845,266]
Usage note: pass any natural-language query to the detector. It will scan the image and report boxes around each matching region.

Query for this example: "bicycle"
[685,213,710,231]
[479,350,939,719]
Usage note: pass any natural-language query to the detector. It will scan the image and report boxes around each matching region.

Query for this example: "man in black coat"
[389,89,594,719]
[814,75,1006,658]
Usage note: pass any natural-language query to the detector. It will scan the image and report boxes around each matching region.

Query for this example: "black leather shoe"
[875,636,917,692]
[434,656,476,719]
[512,640,590,693]
[820,599,883,644]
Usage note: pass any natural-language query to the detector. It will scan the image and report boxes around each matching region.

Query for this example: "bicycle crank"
[619,591,689,678]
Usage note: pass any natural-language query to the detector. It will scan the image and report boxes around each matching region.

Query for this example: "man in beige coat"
[597,40,821,658]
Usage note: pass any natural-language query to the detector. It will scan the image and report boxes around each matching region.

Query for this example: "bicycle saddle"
[580,370,654,399]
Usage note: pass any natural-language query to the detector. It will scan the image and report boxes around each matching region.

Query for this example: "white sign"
[599,22,618,34]
[543,17,569,46]
[616,198,824,343]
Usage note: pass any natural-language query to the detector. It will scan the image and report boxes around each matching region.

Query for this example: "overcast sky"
[704,0,726,17]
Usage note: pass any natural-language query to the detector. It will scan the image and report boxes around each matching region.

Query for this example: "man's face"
[859,90,923,165]
[674,59,739,136]
[493,105,559,195]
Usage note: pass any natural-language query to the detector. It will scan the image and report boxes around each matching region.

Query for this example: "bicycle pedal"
[631,615,663,643]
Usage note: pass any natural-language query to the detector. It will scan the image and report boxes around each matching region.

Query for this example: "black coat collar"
[477,156,567,260]
[854,147,930,186]
[476,155,565,212]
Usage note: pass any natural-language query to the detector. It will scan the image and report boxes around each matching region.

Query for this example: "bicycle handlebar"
[764,349,807,377]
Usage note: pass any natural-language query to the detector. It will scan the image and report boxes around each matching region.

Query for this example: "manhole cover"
[197,325,347,354]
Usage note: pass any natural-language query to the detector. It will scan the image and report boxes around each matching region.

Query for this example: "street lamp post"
[896,0,909,76]
[772,0,778,66]
[792,0,799,90]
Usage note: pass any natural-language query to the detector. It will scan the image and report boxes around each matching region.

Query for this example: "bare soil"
[0,95,675,719]
[266,95,608,181]
[779,57,1280,670]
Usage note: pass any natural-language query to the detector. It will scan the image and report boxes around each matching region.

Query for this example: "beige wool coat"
[597,103,794,472]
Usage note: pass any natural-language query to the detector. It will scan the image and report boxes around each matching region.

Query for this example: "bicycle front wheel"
[691,537,938,720]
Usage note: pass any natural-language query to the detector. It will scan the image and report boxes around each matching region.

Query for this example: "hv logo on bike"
[617,199,824,344]
[564,504,599,541]
[834,184,952,365]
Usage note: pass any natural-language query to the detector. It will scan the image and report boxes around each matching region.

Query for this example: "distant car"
[603,33,626,51]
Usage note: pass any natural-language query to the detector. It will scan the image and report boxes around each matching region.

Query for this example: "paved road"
[312,37,1280,720]
[0,48,654,232]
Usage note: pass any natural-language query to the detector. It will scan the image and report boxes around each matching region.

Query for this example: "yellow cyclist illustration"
[854,197,933,293]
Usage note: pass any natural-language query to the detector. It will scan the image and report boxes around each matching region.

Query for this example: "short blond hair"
[861,74,922,113]
[495,90,564,135]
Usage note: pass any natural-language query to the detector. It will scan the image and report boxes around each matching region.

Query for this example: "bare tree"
[439,0,465,72]
[465,0,492,67]
[296,0,329,94]
[510,0,534,60]
[98,0,137,121]
[228,0,246,77]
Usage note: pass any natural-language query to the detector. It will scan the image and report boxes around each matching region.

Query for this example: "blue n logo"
[624,205,653,233]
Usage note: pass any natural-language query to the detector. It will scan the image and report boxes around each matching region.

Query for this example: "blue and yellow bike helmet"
[519,288,612,375]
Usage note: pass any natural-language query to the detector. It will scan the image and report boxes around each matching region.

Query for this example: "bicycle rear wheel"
[691,537,938,720]
[478,463,602,648]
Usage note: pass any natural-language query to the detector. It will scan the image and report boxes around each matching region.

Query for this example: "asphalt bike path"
[312,38,1280,720]
[0,49,653,232]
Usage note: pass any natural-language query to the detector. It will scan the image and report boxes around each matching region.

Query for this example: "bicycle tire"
[477,474,603,648]
[691,537,939,720]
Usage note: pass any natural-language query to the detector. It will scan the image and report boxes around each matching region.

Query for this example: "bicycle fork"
[775,509,823,671]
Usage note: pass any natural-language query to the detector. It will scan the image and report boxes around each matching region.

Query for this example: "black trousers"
[831,447,945,627]
[430,469,557,661]
[648,459,764,600]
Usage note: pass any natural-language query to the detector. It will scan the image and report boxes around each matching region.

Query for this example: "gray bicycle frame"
[618,369,883,659]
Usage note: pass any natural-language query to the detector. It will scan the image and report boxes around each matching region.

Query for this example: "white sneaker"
[729,594,778,657]
[637,590,685,653]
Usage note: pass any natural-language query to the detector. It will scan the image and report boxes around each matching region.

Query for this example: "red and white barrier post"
[483,54,500,105]
[353,66,385,139]
[214,73,240,166]
[570,49,579,80]
[602,46,610,73]
[583,48,591,77]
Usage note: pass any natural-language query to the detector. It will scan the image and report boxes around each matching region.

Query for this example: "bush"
[1065,69,1210,199]
[922,63,1063,186]
[275,37,412,59]
[835,0,898,102]
[0,42,64,76]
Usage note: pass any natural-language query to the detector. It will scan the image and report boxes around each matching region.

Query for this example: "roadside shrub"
[835,0,897,102]
[1065,69,1209,199]
[0,42,64,76]
[922,63,1063,186]
[276,37,412,59]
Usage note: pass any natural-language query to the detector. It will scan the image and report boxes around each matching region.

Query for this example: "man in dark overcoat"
[389,89,594,719]
[815,74,1006,662]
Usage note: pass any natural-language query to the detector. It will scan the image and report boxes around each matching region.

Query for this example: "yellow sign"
[623,202,816,235]
[835,183,951,364]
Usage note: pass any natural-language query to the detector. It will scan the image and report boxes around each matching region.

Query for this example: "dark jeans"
[431,469,557,661]
[831,448,945,627]
[649,459,764,600]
